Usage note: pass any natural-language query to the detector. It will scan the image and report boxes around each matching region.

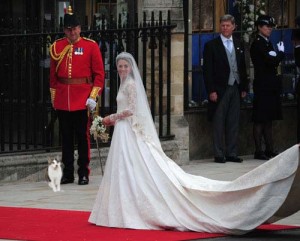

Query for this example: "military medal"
[74,47,84,55]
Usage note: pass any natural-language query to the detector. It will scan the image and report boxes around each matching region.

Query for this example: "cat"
[46,156,63,192]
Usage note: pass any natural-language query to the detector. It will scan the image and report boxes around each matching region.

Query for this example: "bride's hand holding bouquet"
[102,116,114,126]
[90,115,110,142]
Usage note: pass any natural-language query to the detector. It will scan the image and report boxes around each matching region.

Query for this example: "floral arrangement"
[90,115,109,142]
[234,0,266,42]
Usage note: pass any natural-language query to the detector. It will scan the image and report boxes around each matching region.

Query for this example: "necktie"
[226,39,232,52]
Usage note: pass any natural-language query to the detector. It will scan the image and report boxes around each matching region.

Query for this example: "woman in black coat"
[250,15,285,160]
[292,16,300,142]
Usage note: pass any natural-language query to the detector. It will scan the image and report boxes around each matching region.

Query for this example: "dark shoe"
[214,157,226,163]
[226,156,243,163]
[78,176,89,185]
[61,176,74,184]
[264,151,278,159]
[254,151,269,160]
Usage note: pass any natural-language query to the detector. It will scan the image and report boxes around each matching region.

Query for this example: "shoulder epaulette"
[49,38,72,73]
[50,37,66,49]
[82,37,96,43]
[54,37,66,43]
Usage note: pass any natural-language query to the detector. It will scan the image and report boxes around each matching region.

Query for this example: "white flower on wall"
[234,0,266,42]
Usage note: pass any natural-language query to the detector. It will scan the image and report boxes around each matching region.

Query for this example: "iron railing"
[0,11,176,154]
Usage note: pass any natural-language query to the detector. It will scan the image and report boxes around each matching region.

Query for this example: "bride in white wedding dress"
[88,52,300,235]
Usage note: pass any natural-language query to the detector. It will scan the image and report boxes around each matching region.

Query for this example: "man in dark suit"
[203,14,248,163]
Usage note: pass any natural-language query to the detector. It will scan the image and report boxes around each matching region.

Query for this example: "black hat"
[64,6,80,28]
[255,15,276,27]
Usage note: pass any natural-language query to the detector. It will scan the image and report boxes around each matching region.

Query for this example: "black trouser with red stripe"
[57,110,91,180]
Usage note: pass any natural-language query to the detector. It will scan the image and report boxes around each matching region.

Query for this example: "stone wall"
[186,105,298,160]
[170,34,184,115]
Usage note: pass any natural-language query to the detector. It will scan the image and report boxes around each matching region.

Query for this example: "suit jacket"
[203,36,248,121]
[294,46,300,68]
[250,35,284,93]
[291,28,300,42]
[294,46,300,94]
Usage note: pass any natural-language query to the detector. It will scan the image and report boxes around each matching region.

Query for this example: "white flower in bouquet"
[90,115,109,142]
[243,33,250,43]
[259,10,266,15]
[249,4,254,12]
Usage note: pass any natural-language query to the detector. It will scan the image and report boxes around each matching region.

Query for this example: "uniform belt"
[58,77,92,84]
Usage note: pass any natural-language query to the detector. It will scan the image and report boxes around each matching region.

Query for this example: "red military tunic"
[49,37,105,111]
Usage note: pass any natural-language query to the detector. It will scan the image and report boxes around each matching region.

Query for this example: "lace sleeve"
[109,80,137,122]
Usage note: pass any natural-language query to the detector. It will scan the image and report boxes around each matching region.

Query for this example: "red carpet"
[0,206,299,241]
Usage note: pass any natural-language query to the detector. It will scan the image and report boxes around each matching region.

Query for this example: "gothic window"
[268,0,289,27]
[96,0,117,28]
[192,0,214,32]
[95,0,129,29]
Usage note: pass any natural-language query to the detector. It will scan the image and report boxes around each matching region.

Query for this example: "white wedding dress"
[89,53,300,235]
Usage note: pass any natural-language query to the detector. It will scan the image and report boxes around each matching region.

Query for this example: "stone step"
[0,139,185,183]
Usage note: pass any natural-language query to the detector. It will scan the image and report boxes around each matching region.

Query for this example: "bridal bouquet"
[90,115,109,142]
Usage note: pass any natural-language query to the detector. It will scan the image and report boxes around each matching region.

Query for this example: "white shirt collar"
[220,34,233,43]
[258,34,269,42]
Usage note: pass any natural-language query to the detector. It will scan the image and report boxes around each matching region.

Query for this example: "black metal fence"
[0,11,176,154]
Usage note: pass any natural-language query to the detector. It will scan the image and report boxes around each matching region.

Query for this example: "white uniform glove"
[86,98,97,112]
[268,51,277,57]
[277,41,285,52]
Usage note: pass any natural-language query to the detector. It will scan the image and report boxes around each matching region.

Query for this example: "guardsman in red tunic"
[49,6,105,185]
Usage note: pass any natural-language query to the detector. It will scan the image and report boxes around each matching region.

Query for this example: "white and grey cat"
[46,156,63,192]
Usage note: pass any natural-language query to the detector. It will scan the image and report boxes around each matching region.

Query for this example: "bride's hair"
[115,52,162,149]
